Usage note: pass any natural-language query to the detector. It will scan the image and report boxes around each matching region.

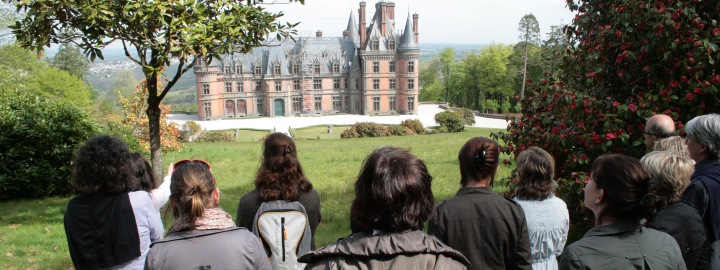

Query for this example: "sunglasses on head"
[173,159,215,184]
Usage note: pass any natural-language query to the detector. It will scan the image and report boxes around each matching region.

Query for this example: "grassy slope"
[0,127,511,269]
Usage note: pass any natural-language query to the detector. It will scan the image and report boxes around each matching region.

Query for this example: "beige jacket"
[298,230,470,270]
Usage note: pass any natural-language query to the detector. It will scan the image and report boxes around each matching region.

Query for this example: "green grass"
[0,128,511,269]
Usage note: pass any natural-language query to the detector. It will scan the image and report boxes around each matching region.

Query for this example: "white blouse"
[514,195,570,270]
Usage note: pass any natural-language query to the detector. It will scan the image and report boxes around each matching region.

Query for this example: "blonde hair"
[640,151,694,205]
[170,162,216,226]
[653,136,690,160]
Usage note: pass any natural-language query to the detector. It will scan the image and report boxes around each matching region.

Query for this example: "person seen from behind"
[144,159,270,269]
[514,147,569,270]
[428,137,532,270]
[559,154,685,269]
[298,146,470,269]
[641,151,709,270]
[129,153,171,210]
[64,135,163,269]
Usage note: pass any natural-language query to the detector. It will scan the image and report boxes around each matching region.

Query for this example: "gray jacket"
[298,230,470,270]
[560,219,686,270]
[144,227,271,270]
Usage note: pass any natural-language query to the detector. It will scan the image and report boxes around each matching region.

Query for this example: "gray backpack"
[252,200,311,270]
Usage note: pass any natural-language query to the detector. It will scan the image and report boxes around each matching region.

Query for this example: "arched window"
[225,100,235,115]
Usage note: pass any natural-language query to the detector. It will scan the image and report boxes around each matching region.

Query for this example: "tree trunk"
[520,30,529,101]
[146,74,164,184]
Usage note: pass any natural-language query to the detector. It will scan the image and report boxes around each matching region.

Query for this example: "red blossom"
[580,153,587,160]
[694,88,702,94]
[612,101,620,107]
[578,121,585,128]
[592,133,602,143]
[559,123,567,129]
[606,132,617,140]
[686,93,694,101]
[669,80,680,88]
[628,103,637,112]
[712,75,720,84]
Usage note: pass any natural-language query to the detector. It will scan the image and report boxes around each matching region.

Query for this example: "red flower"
[674,22,681,30]
[559,123,567,129]
[580,153,587,160]
[606,132,617,140]
[669,80,680,88]
[552,127,560,134]
[593,133,602,143]
[570,102,577,109]
[712,75,720,85]
[686,93,694,101]
[578,121,585,128]
[628,103,638,112]
[694,88,703,94]
[612,101,620,107]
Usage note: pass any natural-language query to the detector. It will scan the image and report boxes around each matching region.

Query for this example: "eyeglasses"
[173,159,215,184]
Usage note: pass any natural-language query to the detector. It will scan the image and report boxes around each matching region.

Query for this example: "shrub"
[181,121,202,142]
[482,99,499,113]
[100,121,148,156]
[353,122,389,137]
[340,127,359,139]
[195,131,236,143]
[501,98,512,114]
[0,91,97,200]
[454,108,476,126]
[388,125,410,136]
[401,119,425,134]
[435,111,466,133]
[493,0,720,234]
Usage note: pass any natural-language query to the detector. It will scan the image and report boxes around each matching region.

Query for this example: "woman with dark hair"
[145,160,270,269]
[428,137,531,270]
[298,146,469,269]
[513,147,569,270]
[559,154,685,269]
[64,135,163,269]
[235,132,321,247]
[129,153,171,210]
[642,151,708,270]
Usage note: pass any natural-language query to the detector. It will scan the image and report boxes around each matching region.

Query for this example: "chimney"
[387,2,395,26]
[343,30,349,39]
[316,30,323,38]
[413,13,419,44]
[359,2,367,50]
[380,2,387,37]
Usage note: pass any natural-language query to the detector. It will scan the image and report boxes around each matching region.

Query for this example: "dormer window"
[372,40,379,50]
[254,65,261,75]
[224,65,231,74]
[274,64,281,75]
[333,63,340,73]
[314,64,320,74]
[236,65,242,74]
[292,64,300,75]
[388,39,395,50]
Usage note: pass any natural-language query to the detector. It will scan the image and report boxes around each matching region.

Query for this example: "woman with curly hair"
[235,132,321,248]
[64,135,163,269]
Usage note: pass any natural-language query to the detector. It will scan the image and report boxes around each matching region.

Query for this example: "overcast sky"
[262,0,577,44]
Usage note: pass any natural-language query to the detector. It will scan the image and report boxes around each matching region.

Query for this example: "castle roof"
[346,11,360,46]
[398,13,417,50]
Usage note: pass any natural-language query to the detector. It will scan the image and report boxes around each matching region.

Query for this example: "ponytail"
[170,162,216,227]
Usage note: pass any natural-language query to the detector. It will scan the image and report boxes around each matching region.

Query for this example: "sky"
[262,0,577,44]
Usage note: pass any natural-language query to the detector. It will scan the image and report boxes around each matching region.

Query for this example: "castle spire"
[398,13,418,50]
[346,11,360,44]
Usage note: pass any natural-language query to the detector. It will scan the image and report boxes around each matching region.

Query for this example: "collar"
[695,158,720,170]
[455,187,494,196]
[583,219,644,237]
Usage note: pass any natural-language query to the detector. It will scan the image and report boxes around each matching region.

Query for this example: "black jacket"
[428,187,532,270]
[648,201,709,270]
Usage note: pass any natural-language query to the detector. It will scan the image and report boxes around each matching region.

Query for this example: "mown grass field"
[0,127,512,269]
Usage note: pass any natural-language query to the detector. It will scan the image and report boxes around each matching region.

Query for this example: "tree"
[51,43,89,79]
[517,13,540,101]
[541,24,569,75]
[439,48,456,102]
[120,78,182,153]
[0,2,20,45]
[12,0,304,180]
[493,0,720,233]
[0,43,94,109]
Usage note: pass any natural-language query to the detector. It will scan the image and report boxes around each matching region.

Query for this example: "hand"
[167,163,174,176]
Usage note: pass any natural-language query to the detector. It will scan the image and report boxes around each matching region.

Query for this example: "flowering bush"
[492,0,720,232]
[120,78,182,152]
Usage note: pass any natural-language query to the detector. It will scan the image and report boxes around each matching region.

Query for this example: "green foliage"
[0,91,97,200]
[493,0,720,233]
[401,119,426,134]
[99,121,148,156]
[482,99,500,113]
[501,97,512,113]
[0,44,94,110]
[434,111,466,133]
[446,44,514,110]
[51,43,89,79]
[388,125,410,136]
[454,108,476,126]
[195,131,236,143]
[341,122,389,138]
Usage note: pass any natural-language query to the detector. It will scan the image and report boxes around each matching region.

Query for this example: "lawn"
[0,127,512,269]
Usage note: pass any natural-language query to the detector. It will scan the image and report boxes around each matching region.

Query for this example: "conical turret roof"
[398,13,417,50]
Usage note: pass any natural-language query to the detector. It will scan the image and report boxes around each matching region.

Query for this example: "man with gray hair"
[644,114,676,149]
[682,113,720,269]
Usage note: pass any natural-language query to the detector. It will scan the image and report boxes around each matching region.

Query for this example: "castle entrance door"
[274,99,285,116]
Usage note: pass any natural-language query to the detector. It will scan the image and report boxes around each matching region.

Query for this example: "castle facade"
[193,1,419,119]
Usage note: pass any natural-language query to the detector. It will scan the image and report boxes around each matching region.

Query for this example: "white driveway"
[167,104,509,132]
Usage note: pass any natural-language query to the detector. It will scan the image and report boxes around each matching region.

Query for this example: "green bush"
[195,131,236,142]
[181,121,202,142]
[501,98,511,114]
[340,127,359,139]
[341,122,390,138]
[100,121,148,156]
[434,111,466,133]
[0,91,97,200]
[401,119,425,134]
[482,99,499,113]
[454,108,476,126]
[388,125,410,136]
